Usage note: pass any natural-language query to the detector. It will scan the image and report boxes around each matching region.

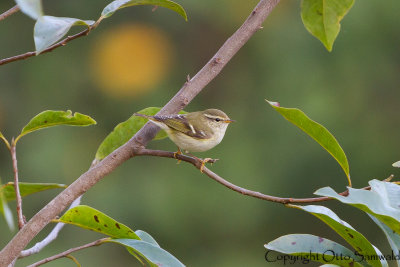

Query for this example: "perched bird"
[134,109,234,171]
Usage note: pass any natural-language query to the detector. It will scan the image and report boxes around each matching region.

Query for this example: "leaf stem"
[27,238,108,267]
[0,135,11,150]
[0,5,20,22]
[10,139,25,229]
[0,27,91,66]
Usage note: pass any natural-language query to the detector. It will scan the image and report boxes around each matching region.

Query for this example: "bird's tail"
[134,113,152,119]
[134,113,166,129]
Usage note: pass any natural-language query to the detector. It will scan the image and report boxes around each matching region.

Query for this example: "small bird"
[134,109,234,171]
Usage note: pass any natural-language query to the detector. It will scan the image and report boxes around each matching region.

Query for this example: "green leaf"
[58,205,140,240]
[1,182,66,202]
[95,107,186,160]
[266,100,351,186]
[265,234,365,266]
[291,205,386,267]
[16,110,96,143]
[107,239,185,267]
[301,0,354,51]
[315,180,400,234]
[15,0,43,20]
[369,214,400,266]
[0,185,15,231]
[34,16,94,54]
[101,0,187,21]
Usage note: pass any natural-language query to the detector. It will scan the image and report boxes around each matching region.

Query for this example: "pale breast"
[168,131,223,152]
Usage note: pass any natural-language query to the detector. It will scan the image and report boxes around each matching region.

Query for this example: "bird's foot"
[173,148,182,164]
[199,157,219,173]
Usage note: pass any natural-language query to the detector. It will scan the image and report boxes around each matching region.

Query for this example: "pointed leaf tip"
[266,99,280,107]
[267,101,351,186]
[301,0,355,51]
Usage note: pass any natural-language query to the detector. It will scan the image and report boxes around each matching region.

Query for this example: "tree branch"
[0,5,19,21]
[27,238,108,267]
[135,149,373,204]
[0,0,281,265]
[10,139,25,229]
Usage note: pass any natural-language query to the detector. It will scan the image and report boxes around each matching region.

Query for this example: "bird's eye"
[215,118,221,122]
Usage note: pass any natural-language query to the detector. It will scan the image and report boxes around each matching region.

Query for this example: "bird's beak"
[224,119,235,123]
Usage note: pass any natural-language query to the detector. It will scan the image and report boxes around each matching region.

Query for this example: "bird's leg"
[173,147,182,164]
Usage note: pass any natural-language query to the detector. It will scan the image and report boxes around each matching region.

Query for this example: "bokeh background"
[0,0,399,266]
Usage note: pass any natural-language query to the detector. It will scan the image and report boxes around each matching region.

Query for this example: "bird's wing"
[153,114,210,139]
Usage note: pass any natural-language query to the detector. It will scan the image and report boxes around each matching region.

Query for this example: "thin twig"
[136,149,373,204]
[0,28,91,66]
[10,139,24,229]
[19,196,82,258]
[0,5,20,21]
[0,0,281,264]
[27,238,108,267]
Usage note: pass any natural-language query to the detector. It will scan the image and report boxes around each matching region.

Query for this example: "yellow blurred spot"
[90,23,173,98]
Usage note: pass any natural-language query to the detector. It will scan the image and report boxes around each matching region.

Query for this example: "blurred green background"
[1,0,399,266]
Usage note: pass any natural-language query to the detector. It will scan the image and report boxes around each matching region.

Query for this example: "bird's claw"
[199,158,217,172]
[173,148,182,164]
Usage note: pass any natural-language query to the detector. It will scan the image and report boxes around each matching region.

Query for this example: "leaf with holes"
[290,205,386,267]
[266,100,351,186]
[58,205,140,240]
[16,110,96,143]
[101,0,187,21]
[107,239,185,267]
[34,16,94,54]
[265,234,365,266]
[15,0,43,20]
[315,180,400,234]
[301,0,354,51]
[95,107,186,160]
[1,182,66,202]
